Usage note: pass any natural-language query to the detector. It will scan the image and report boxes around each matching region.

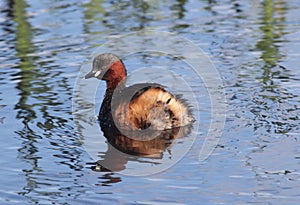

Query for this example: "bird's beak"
[85,70,95,79]
[85,69,104,79]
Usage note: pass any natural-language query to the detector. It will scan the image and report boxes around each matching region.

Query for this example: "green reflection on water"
[13,0,38,125]
[252,0,296,134]
[83,0,105,22]
[255,0,288,92]
[11,0,42,199]
[11,0,73,199]
[256,0,286,68]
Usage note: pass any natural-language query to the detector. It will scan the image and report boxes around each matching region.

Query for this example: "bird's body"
[85,53,193,131]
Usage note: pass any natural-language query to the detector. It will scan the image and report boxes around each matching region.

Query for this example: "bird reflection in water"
[90,118,192,172]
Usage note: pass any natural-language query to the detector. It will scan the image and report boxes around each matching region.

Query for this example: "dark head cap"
[85,53,120,79]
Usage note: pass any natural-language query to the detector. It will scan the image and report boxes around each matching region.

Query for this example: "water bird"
[85,53,193,131]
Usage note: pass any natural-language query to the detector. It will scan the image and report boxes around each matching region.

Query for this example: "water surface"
[0,0,300,204]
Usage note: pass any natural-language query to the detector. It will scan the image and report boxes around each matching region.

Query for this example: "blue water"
[1,0,300,204]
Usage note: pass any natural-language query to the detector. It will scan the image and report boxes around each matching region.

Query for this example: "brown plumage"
[85,53,193,131]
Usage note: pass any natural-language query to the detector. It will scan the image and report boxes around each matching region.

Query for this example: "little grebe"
[85,53,193,130]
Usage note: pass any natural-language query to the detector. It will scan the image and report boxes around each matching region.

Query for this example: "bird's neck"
[99,60,126,122]
[99,89,113,119]
[99,82,126,121]
[105,60,126,90]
